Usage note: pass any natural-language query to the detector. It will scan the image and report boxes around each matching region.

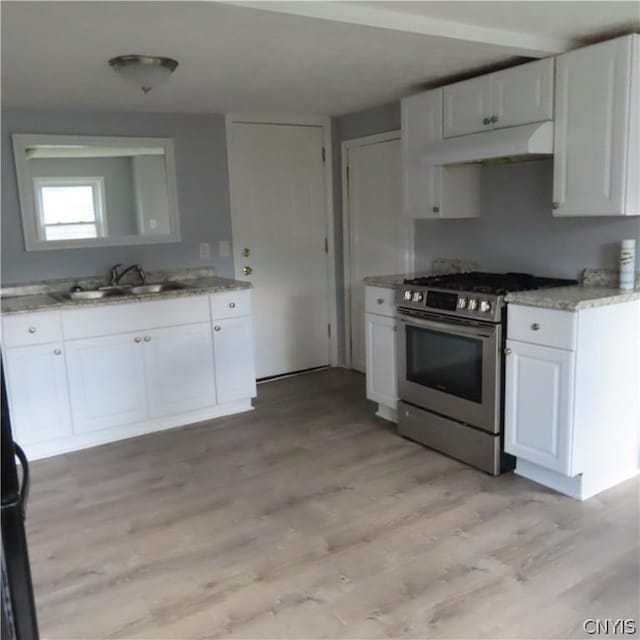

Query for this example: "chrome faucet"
[109,264,146,286]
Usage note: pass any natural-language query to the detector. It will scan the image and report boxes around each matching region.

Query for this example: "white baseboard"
[23,400,254,461]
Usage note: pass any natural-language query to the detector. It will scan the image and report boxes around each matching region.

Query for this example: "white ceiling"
[2,1,638,116]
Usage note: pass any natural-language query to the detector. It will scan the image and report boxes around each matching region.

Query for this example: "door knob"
[242,266,253,276]
[241,247,250,257]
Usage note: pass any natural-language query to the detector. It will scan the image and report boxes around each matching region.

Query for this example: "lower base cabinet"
[3,342,72,445]
[365,313,397,410]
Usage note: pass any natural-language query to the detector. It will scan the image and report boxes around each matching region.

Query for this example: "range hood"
[422,121,554,166]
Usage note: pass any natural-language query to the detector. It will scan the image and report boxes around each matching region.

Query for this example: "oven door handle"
[398,315,496,339]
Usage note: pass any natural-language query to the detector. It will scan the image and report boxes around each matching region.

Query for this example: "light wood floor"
[27,369,639,639]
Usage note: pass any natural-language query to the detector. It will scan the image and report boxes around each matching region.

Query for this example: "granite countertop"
[363,258,479,288]
[1,272,251,315]
[363,273,427,288]
[505,285,640,311]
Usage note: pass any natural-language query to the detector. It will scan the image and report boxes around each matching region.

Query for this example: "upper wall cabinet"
[401,89,480,219]
[553,35,640,217]
[443,58,554,138]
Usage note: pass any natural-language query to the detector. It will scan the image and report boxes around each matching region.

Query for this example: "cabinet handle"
[551,202,560,210]
[134,337,142,343]
[28,326,36,334]
[229,302,236,309]
[531,323,541,331]
[144,336,151,342]
[504,347,512,355]
[376,298,384,305]
[214,325,221,332]
[432,206,440,213]
[491,115,498,123]
[483,117,491,125]
[53,348,62,356]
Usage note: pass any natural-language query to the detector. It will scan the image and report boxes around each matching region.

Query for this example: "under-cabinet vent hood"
[423,121,554,166]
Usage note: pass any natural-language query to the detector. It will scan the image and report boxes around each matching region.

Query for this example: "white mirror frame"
[12,134,181,251]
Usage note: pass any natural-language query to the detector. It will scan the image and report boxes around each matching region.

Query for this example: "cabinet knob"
[483,117,491,125]
[229,302,236,309]
[376,298,384,305]
[504,347,512,355]
[134,337,142,343]
[28,326,36,334]
[432,206,440,213]
[214,325,221,332]
[491,115,498,123]
[531,323,541,331]
[53,348,62,356]
[144,336,151,342]
[552,202,560,210]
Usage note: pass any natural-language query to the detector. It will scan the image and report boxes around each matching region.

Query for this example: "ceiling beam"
[218,1,573,58]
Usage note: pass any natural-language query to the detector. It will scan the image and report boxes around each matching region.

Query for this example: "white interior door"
[227,121,330,379]
[345,135,412,372]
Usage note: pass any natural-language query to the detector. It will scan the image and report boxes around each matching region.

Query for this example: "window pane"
[40,185,96,224]
[44,223,97,240]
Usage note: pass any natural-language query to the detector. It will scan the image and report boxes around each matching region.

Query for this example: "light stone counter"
[505,285,640,311]
[1,268,251,315]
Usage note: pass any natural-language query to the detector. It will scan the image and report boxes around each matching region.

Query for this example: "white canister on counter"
[619,239,636,291]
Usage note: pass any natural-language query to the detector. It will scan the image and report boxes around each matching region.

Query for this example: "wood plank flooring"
[26,369,639,639]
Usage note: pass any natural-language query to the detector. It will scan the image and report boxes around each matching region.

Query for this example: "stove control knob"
[457,297,468,309]
[479,300,492,313]
[403,290,412,301]
[468,298,478,311]
[412,291,424,303]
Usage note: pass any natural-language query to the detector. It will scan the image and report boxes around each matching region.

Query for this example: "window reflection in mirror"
[13,135,180,251]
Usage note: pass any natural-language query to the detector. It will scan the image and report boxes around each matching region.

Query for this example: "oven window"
[406,325,483,403]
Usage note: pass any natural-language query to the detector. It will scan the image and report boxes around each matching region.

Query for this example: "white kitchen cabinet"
[504,301,639,500]
[212,316,257,404]
[504,340,575,475]
[3,342,72,445]
[401,88,480,219]
[65,332,148,433]
[364,286,398,422]
[144,323,216,419]
[443,59,553,138]
[553,34,640,216]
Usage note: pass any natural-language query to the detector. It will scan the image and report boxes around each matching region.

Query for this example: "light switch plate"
[199,242,210,260]
[219,240,231,257]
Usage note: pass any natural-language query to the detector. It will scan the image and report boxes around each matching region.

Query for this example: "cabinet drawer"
[210,290,251,319]
[365,286,396,317]
[508,305,577,350]
[62,295,210,340]
[2,312,62,348]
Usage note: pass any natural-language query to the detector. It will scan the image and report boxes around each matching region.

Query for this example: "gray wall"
[414,159,640,278]
[2,107,233,284]
[30,156,137,236]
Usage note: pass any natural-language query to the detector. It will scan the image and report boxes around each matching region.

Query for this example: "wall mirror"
[12,134,181,250]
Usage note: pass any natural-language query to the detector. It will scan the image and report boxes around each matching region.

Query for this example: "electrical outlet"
[199,242,210,260]
[219,240,231,257]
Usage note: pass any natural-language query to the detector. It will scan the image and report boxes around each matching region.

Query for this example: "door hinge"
[322,147,326,163]
[328,323,331,338]
[324,237,329,254]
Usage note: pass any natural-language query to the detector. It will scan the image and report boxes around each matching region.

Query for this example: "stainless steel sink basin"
[69,289,110,300]
[129,282,188,295]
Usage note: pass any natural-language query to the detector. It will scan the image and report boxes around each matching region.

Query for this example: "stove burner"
[404,271,577,295]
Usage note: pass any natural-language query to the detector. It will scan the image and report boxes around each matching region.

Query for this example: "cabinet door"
[401,89,442,218]
[65,332,147,433]
[4,343,72,445]
[212,317,257,404]
[492,58,554,128]
[443,76,492,138]
[144,323,217,418]
[553,36,635,216]
[504,340,575,475]
[365,313,397,409]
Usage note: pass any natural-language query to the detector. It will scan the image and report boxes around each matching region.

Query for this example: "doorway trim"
[341,130,414,370]
[225,114,338,367]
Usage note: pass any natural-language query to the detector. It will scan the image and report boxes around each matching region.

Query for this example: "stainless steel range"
[395,272,577,475]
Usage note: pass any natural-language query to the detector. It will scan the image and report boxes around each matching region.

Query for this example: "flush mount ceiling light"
[108,55,178,94]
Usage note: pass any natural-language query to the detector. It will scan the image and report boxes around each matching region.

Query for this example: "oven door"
[398,309,501,434]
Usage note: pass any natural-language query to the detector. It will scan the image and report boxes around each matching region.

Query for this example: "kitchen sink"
[129,282,189,295]
[53,281,190,301]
